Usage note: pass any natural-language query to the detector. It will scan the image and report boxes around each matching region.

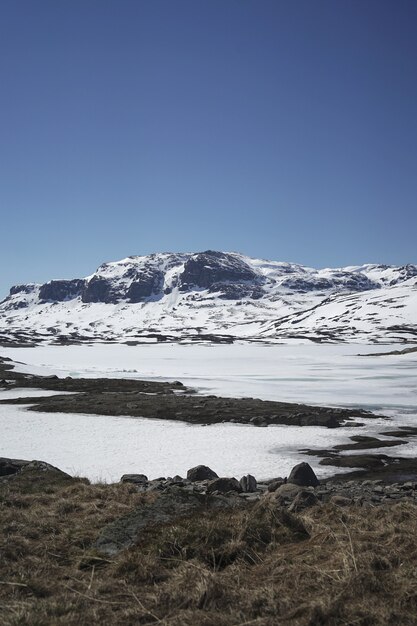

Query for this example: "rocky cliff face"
[39,280,85,302]
[179,251,261,290]
[1,251,416,344]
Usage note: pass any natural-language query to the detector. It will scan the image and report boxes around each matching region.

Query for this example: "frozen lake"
[1,343,417,482]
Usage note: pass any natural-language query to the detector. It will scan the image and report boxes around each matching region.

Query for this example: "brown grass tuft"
[2,473,417,624]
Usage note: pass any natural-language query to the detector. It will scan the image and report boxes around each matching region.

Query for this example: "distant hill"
[1,251,416,344]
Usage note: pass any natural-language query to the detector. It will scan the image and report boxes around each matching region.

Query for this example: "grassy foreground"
[1,469,417,625]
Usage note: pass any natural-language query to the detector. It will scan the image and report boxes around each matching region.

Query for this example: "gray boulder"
[206,477,242,494]
[240,474,257,493]
[120,474,148,485]
[288,490,319,513]
[288,462,319,487]
[267,478,286,492]
[187,465,218,481]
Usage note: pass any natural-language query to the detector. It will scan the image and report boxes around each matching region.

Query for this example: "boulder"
[240,474,257,493]
[288,462,319,487]
[206,477,242,494]
[187,465,218,481]
[267,478,286,492]
[120,474,148,485]
[288,490,319,513]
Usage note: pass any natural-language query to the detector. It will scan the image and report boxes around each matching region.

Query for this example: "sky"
[1,0,417,295]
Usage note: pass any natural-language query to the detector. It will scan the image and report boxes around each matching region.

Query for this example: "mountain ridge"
[1,251,416,345]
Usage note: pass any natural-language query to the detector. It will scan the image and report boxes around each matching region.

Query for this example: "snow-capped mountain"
[1,251,416,344]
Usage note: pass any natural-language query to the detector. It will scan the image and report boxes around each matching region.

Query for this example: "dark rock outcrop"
[126,269,164,302]
[82,266,164,304]
[39,279,85,302]
[208,282,265,300]
[389,264,417,285]
[281,273,379,293]
[9,285,37,296]
[0,457,28,476]
[0,457,72,480]
[81,276,120,304]
[19,460,72,478]
[179,251,260,291]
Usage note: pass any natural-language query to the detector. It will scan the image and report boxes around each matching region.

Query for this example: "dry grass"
[1,472,417,625]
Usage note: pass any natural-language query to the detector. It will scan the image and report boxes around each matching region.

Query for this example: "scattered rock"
[187,465,218,481]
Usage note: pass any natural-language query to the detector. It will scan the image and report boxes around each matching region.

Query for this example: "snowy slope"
[1,251,416,344]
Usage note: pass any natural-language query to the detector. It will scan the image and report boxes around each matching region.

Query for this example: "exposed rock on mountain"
[1,251,416,344]
[39,279,85,302]
[179,250,260,290]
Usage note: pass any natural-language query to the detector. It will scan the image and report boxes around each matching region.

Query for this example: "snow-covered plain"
[0,397,364,483]
[1,343,416,482]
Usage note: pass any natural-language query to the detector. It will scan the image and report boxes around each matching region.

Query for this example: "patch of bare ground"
[2,469,417,625]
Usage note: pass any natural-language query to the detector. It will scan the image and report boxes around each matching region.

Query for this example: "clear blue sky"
[1,0,416,296]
